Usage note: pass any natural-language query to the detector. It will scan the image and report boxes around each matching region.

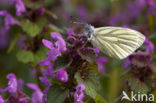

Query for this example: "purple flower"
[27,83,43,103]
[16,0,26,16]
[9,0,26,16]
[93,48,100,56]
[123,57,131,68]
[56,69,68,82]
[0,73,17,93]
[0,10,19,29]
[39,76,51,86]
[42,39,60,61]
[43,64,55,78]
[146,0,155,6]
[42,39,54,49]
[39,61,55,102]
[7,73,17,93]
[51,32,67,53]
[145,0,156,15]
[46,48,61,61]
[37,8,45,16]
[66,29,74,37]
[0,96,4,103]
[96,57,108,73]
[42,32,67,62]
[75,84,85,91]
[144,38,155,53]
[39,76,51,102]
[38,60,50,65]
[0,74,30,103]
[74,84,85,103]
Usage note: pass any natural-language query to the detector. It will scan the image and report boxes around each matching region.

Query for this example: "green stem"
[45,9,58,19]
[7,33,21,53]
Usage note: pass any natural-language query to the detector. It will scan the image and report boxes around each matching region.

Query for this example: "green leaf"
[75,72,100,99]
[129,77,150,94]
[47,85,69,103]
[16,50,34,63]
[95,94,107,103]
[98,73,109,99]
[21,17,47,38]
[34,47,48,64]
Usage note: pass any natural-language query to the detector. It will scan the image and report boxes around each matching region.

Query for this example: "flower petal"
[42,39,53,49]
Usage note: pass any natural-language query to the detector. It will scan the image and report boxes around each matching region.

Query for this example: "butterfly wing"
[93,27,145,59]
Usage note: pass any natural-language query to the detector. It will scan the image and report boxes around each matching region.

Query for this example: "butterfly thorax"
[84,24,95,41]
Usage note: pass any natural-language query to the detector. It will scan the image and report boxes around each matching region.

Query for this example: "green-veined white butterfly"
[84,24,145,59]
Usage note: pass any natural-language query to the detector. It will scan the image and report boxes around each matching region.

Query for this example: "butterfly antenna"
[70,16,86,26]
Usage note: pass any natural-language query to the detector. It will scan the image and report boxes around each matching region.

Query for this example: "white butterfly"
[84,24,145,59]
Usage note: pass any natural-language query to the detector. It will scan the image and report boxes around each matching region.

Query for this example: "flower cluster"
[39,32,69,102]
[123,51,153,81]
[38,29,106,102]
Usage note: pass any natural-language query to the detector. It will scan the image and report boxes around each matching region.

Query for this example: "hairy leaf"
[129,77,150,94]
[21,18,46,38]
[16,50,34,63]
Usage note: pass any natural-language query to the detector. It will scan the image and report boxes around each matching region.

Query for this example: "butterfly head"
[84,24,95,40]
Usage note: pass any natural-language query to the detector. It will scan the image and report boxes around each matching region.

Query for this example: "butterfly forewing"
[93,27,145,59]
